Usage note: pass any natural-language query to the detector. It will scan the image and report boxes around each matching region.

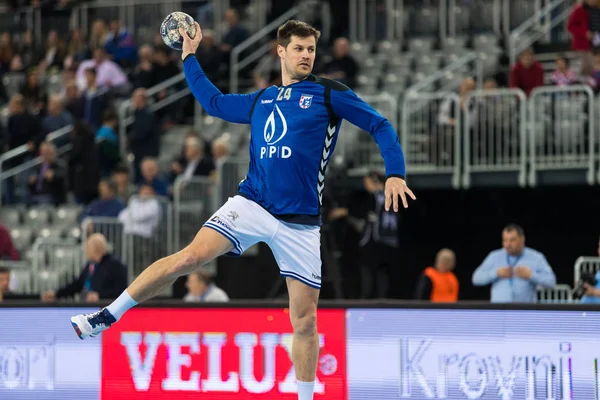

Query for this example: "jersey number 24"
[277,87,292,101]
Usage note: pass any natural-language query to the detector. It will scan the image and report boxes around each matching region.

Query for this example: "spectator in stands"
[43,94,73,138]
[39,29,66,72]
[6,93,42,158]
[96,108,121,176]
[509,48,544,96]
[131,44,155,89]
[104,19,137,68]
[79,179,126,222]
[128,88,160,181]
[550,55,578,86]
[17,30,38,71]
[195,29,223,84]
[118,184,161,274]
[0,35,14,75]
[153,46,181,123]
[112,164,135,202]
[139,157,168,196]
[414,248,459,302]
[10,54,24,72]
[20,68,47,115]
[0,266,10,302]
[76,47,128,92]
[472,224,556,303]
[170,136,215,184]
[89,19,108,51]
[220,8,249,56]
[253,40,281,88]
[67,28,89,63]
[212,136,231,171]
[580,236,600,303]
[63,79,84,120]
[41,233,127,302]
[319,37,359,89]
[80,68,108,130]
[184,270,229,302]
[0,222,19,261]
[28,141,67,205]
[567,0,592,68]
[68,121,100,204]
[358,170,399,299]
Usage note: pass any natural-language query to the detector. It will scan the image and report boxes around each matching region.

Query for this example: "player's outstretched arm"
[331,88,416,211]
[179,22,259,124]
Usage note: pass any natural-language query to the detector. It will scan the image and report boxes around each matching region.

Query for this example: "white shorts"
[203,195,322,289]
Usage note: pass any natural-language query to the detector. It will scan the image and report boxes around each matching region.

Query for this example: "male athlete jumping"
[71,20,415,400]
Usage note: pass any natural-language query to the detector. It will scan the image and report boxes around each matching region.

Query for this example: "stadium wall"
[1,302,600,399]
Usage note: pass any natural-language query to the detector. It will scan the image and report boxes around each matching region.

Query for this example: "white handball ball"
[160,11,197,51]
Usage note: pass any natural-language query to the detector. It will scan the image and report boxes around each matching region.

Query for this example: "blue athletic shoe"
[70,308,116,340]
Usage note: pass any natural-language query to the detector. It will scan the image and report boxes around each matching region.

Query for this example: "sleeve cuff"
[183,53,196,63]
[386,174,405,181]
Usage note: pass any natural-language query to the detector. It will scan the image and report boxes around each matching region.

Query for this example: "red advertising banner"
[101,308,346,399]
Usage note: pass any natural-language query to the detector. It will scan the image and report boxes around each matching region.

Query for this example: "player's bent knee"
[291,310,317,337]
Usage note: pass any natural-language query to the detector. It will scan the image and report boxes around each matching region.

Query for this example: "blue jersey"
[183,55,405,225]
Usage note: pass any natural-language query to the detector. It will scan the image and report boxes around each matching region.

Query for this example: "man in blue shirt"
[70,20,415,400]
[579,237,600,304]
[472,224,556,303]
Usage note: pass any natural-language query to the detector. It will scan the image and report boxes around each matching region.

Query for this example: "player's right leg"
[70,227,233,339]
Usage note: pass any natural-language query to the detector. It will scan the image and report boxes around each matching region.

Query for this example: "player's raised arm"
[179,22,259,124]
[330,87,416,211]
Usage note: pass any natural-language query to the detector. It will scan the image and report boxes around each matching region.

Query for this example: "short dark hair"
[85,67,96,76]
[503,224,524,236]
[277,20,321,48]
[113,164,129,175]
[0,266,9,275]
[366,170,385,184]
[99,178,117,193]
[103,108,117,123]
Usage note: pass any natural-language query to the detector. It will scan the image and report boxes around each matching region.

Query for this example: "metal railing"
[536,284,573,303]
[401,91,461,188]
[173,176,217,251]
[406,52,483,95]
[528,85,595,186]
[463,88,528,188]
[31,238,83,294]
[508,0,575,66]
[573,256,600,286]
[81,216,128,270]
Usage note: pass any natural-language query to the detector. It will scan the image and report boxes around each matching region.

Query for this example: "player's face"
[279,35,316,80]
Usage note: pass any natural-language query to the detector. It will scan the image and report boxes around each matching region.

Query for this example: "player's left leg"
[268,221,322,400]
[286,277,320,400]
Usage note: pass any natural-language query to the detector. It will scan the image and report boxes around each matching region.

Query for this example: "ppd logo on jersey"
[261,105,292,159]
[101,308,346,399]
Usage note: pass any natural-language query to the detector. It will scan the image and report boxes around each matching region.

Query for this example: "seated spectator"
[211,136,231,170]
[104,19,138,68]
[17,30,39,71]
[0,223,20,261]
[414,248,459,302]
[319,37,359,88]
[0,267,11,302]
[253,39,280,88]
[28,142,67,205]
[67,28,90,62]
[96,108,121,176]
[89,19,109,50]
[43,94,74,141]
[128,89,160,181]
[220,8,249,56]
[580,237,600,304]
[79,179,126,222]
[10,54,24,72]
[472,224,556,303]
[118,184,161,275]
[41,233,127,302]
[588,51,600,92]
[184,270,229,302]
[20,68,47,115]
[195,29,223,83]
[6,94,43,158]
[131,44,155,89]
[509,48,544,96]
[63,79,84,120]
[139,157,168,196]
[76,47,128,93]
[112,164,136,202]
[69,121,100,205]
[38,30,66,72]
[550,55,578,86]
[170,136,215,184]
[0,35,14,75]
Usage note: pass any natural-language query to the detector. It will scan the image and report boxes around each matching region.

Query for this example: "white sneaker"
[70,308,117,340]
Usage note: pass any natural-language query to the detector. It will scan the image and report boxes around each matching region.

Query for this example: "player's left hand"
[385,177,416,212]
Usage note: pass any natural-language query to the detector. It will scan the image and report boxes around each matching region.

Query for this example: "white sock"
[297,380,315,400]
[105,290,138,321]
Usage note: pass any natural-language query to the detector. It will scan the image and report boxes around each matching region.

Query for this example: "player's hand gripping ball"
[160,12,197,51]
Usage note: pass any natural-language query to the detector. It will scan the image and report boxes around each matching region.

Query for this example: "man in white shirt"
[184,270,229,302]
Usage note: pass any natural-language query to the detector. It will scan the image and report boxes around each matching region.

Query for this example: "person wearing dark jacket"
[128,88,160,182]
[414,248,459,302]
[41,233,128,302]
[79,179,126,222]
[68,121,100,205]
[28,142,67,205]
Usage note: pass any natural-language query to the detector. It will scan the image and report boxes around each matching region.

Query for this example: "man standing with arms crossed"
[71,19,416,400]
